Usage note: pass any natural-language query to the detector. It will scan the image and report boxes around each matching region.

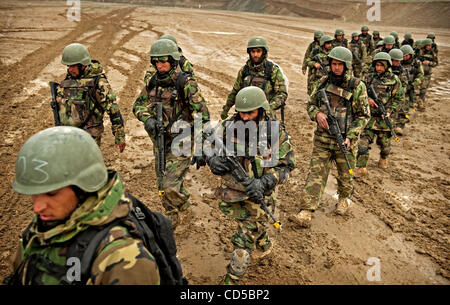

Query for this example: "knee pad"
[357,144,369,156]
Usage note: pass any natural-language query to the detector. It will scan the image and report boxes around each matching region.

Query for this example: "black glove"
[208,156,232,176]
[243,174,277,201]
[191,155,207,170]
[144,118,157,136]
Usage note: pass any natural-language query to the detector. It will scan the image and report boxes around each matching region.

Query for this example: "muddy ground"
[0,0,449,285]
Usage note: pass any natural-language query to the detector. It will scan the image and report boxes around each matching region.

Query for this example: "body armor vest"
[369,74,396,116]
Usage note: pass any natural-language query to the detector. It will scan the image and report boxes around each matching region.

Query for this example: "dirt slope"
[0,0,448,284]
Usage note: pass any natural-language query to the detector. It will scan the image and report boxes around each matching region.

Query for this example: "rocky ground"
[0,0,448,284]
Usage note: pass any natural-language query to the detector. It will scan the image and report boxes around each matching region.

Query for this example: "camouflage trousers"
[299,134,357,211]
[152,144,191,214]
[417,74,432,108]
[356,129,391,168]
[84,125,104,146]
[394,96,411,128]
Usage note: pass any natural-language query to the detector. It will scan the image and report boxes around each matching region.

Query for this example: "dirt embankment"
[0,0,449,285]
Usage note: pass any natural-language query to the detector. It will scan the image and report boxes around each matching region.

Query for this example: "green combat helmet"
[426,33,435,39]
[400,45,414,56]
[335,29,345,36]
[235,86,269,112]
[423,38,433,47]
[377,40,384,47]
[61,43,91,66]
[361,25,369,31]
[352,32,359,38]
[320,35,333,47]
[390,31,399,39]
[328,46,353,69]
[389,49,404,61]
[160,33,178,46]
[404,33,413,40]
[373,30,380,35]
[314,30,324,38]
[150,38,180,60]
[247,36,269,52]
[13,126,108,195]
[373,51,392,66]
[383,35,395,45]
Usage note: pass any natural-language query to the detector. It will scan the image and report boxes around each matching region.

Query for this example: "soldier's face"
[373,34,379,39]
[239,109,259,121]
[336,35,343,40]
[385,44,394,50]
[250,48,264,63]
[155,60,171,72]
[324,42,332,50]
[403,54,411,61]
[362,30,368,35]
[425,45,431,51]
[353,36,359,41]
[330,59,345,76]
[375,62,386,74]
[392,60,401,67]
[68,64,81,77]
[31,186,79,222]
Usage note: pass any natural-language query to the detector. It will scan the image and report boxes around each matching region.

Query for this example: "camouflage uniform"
[401,39,414,47]
[214,114,295,282]
[144,51,195,84]
[133,65,210,217]
[402,54,425,114]
[332,37,350,49]
[300,73,370,211]
[305,48,330,93]
[349,39,367,78]
[57,60,125,146]
[359,33,375,55]
[391,64,410,128]
[8,171,160,285]
[373,35,383,46]
[223,59,288,117]
[416,47,438,108]
[356,69,403,169]
[302,39,321,95]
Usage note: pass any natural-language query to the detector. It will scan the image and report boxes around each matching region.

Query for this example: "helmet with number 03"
[13,126,108,195]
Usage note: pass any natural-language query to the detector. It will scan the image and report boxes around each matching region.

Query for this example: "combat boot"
[335,198,351,215]
[354,167,368,177]
[252,240,275,261]
[166,210,180,229]
[378,157,388,169]
[394,126,403,136]
[289,210,312,228]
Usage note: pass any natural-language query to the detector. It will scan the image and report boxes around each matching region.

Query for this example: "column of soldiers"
[5,25,439,285]
[292,27,438,228]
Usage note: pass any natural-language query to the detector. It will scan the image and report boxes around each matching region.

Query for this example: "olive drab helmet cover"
[13,126,108,195]
[389,49,404,61]
[400,45,414,56]
[61,43,92,66]
[320,35,333,47]
[373,51,392,66]
[235,86,270,112]
[314,30,324,38]
[159,34,178,46]
[383,35,395,45]
[150,38,180,60]
[328,46,353,69]
[247,36,269,53]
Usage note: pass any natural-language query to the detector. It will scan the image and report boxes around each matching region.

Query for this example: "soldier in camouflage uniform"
[332,29,350,49]
[415,38,438,111]
[208,86,294,284]
[389,49,409,135]
[390,31,401,49]
[372,30,383,46]
[401,33,414,47]
[144,33,195,85]
[133,39,210,226]
[359,25,375,55]
[55,43,125,151]
[427,33,438,63]
[5,127,160,285]
[221,36,288,121]
[302,30,324,95]
[355,52,403,176]
[305,35,334,94]
[363,35,396,78]
[290,47,370,228]
[400,44,424,118]
[350,32,367,78]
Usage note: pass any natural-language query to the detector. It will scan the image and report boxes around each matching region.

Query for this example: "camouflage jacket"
[224,58,288,113]
[144,51,195,85]
[402,56,425,88]
[305,48,330,86]
[362,69,403,131]
[364,47,393,74]
[417,48,438,75]
[213,114,295,203]
[332,38,350,49]
[133,66,210,146]
[302,40,321,71]
[432,43,438,64]
[307,73,370,142]
[349,40,367,67]
[9,171,160,285]
[359,33,375,54]
[57,60,125,144]
[373,36,383,46]
[401,39,414,47]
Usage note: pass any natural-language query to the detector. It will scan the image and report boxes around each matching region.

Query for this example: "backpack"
[10,193,186,285]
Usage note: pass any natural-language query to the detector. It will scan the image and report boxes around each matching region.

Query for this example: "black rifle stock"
[367,85,399,142]
[49,82,61,126]
[319,89,354,175]
[210,131,281,229]
[155,101,166,197]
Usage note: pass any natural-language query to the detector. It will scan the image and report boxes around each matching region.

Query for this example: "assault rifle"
[49,82,61,126]
[209,130,281,230]
[367,85,400,142]
[319,89,354,175]
[155,100,166,197]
